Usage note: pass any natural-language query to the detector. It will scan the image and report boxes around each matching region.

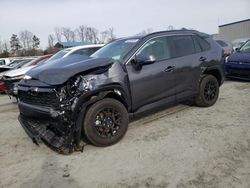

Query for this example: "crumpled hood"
[228,52,250,63]
[26,55,113,86]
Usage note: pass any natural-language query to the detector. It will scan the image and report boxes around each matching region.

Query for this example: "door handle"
[164,66,175,72]
[199,56,207,62]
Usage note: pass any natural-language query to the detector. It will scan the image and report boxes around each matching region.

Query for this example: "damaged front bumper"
[18,101,84,154]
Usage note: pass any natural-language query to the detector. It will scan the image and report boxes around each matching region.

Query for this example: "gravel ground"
[0,80,250,188]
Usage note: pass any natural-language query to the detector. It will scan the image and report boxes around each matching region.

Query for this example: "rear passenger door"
[167,35,206,99]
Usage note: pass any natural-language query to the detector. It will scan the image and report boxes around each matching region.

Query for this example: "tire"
[83,98,129,147]
[195,75,219,107]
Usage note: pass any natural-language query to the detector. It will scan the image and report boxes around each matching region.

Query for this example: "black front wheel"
[83,98,129,147]
[195,75,219,107]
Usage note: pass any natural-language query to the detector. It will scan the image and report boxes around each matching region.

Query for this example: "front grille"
[18,88,59,108]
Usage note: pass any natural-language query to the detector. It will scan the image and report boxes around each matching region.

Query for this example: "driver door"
[126,36,177,111]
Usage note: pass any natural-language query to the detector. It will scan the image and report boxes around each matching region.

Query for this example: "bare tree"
[85,26,99,43]
[48,34,55,48]
[77,25,86,42]
[61,27,71,42]
[100,30,109,43]
[19,30,33,49]
[54,27,62,42]
[100,27,116,43]
[69,30,77,42]
[108,27,116,41]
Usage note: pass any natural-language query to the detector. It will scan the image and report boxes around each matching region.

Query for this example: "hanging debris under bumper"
[18,114,83,154]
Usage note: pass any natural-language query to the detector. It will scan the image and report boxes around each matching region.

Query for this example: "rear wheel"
[195,75,219,107]
[83,98,129,147]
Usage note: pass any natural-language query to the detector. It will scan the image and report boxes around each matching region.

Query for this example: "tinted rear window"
[194,35,210,51]
[168,35,195,57]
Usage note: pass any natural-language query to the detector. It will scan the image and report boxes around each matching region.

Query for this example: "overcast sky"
[0,0,249,48]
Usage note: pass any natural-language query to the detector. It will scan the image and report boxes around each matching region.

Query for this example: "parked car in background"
[0,58,11,66]
[0,58,35,93]
[225,39,250,80]
[216,40,233,57]
[0,58,34,73]
[2,55,52,96]
[232,38,250,51]
[47,44,105,62]
[17,30,225,154]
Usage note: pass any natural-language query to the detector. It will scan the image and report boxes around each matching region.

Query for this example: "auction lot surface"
[0,80,250,188]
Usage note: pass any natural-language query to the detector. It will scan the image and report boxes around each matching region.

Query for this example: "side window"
[192,36,202,53]
[194,35,210,51]
[71,49,90,56]
[168,35,195,57]
[0,60,5,65]
[90,47,101,54]
[137,36,170,61]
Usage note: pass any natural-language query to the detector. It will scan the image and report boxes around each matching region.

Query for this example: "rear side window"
[168,35,195,57]
[194,35,210,51]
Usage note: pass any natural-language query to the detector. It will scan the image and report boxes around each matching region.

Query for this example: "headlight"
[79,75,95,91]
[8,75,25,80]
[23,75,32,80]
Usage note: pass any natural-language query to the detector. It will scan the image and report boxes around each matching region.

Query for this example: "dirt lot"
[0,80,250,188]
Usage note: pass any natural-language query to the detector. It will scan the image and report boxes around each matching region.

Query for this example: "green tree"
[32,35,40,49]
[10,34,22,55]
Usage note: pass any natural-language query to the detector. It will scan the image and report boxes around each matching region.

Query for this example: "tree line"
[0,30,41,57]
[0,25,170,58]
[0,25,116,58]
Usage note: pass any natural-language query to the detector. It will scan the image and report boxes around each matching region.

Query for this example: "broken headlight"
[78,75,95,91]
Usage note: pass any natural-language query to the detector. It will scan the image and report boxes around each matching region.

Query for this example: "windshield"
[22,57,41,68]
[12,59,33,69]
[239,40,250,52]
[36,57,50,66]
[48,49,70,61]
[91,38,140,61]
[8,59,24,67]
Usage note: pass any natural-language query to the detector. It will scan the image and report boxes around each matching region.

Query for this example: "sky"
[0,0,250,49]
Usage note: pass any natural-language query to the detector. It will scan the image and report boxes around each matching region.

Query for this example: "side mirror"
[235,48,239,52]
[132,55,156,70]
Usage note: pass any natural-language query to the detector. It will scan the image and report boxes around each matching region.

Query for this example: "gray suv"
[17,30,225,154]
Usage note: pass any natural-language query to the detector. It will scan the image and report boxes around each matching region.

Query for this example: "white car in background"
[0,58,12,66]
[48,44,105,62]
